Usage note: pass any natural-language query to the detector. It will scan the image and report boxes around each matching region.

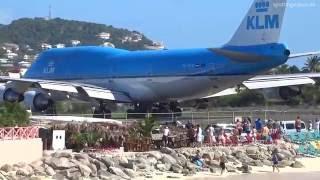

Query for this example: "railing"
[0,126,39,140]
[31,109,320,126]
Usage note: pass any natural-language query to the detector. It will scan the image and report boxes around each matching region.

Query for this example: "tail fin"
[227,0,287,46]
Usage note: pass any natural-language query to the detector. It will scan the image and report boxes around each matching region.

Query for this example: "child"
[272,149,280,173]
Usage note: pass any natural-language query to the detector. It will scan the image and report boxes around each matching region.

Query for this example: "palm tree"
[303,56,320,72]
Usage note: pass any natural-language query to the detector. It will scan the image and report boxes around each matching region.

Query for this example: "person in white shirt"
[162,127,170,147]
[196,125,203,146]
[209,125,216,145]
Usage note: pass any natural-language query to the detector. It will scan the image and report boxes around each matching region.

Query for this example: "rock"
[185,162,196,172]
[208,160,220,168]
[32,166,46,176]
[53,151,73,159]
[279,150,294,160]
[74,153,89,161]
[262,160,273,166]
[221,147,232,156]
[45,166,55,176]
[214,151,223,159]
[202,153,212,160]
[226,164,237,172]
[278,160,294,168]
[119,161,136,170]
[162,154,177,165]
[52,173,66,180]
[290,160,304,168]
[100,156,115,168]
[148,151,162,160]
[68,172,82,180]
[30,161,43,169]
[182,168,190,175]
[171,164,183,173]
[246,146,259,154]
[123,168,136,178]
[0,164,13,172]
[241,164,251,173]
[88,163,98,176]
[49,157,76,170]
[156,163,167,171]
[119,156,129,165]
[16,166,34,177]
[78,164,92,177]
[98,169,112,179]
[92,159,108,171]
[146,157,157,166]
[109,166,130,179]
[161,147,176,155]
[136,162,147,170]
[210,167,217,173]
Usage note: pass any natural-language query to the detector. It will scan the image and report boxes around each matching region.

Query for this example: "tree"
[272,64,301,74]
[0,102,30,127]
[303,56,320,72]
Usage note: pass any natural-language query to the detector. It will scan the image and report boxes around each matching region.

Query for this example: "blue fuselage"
[24,43,288,102]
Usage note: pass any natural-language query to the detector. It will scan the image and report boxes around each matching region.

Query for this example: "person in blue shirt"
[255,118,262,132]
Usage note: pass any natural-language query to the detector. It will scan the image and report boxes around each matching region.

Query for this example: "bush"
[0,102,30,127]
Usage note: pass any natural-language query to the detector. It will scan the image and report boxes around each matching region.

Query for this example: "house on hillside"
[97,32,111,40]
[41,43,52,50]
[71,40,81,46]
[5,52,18,59]
[1,43,19,51]
[54,44,65,48]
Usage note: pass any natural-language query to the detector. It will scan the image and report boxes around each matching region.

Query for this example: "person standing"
[162,127,170,147]
[295,116,302,133]
[255,118,262,133]
[316,119,320,133]
[196,124,203,146]
[272,149,280,173]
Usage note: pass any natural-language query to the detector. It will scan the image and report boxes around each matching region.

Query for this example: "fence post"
[191,111,194,124]
[208,111,210,125]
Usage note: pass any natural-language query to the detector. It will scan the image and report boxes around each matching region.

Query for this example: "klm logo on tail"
[246,0,280,30]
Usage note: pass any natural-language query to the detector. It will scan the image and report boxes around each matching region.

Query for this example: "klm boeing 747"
[1,0,320,116]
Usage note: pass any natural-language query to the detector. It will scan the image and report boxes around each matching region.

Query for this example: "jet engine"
[260,86,301,102]
[23,90,52,111]
[0,85,24,103]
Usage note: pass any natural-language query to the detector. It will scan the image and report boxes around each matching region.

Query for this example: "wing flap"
[244,77,315,89]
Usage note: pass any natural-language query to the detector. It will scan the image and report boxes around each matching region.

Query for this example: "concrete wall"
[0,138,43,166]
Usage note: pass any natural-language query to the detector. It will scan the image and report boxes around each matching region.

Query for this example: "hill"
[0,18,155,51]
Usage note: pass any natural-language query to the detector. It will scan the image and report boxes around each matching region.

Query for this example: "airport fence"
[34,109,320,127]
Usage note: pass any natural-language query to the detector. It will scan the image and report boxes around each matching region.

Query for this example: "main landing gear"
[92,102,112,119]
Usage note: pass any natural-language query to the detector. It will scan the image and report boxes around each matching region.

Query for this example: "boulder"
[208,160,220,168]
[53,152,73,159]
[246,146,259,154]
[185,162,196,172]
[119,161,136,170]
[45,166,55,176]
[176,155,188,166]
[74,153,89,161]
[123,168,136,178]
[0,164,13,172]
[156,163,167,171]
[148,151,162,160]
[202,153,212,160]
[214,151,223,159]
[278,160,294,168]
[262,160,273,166]
[100,156,115,168]
[49,157,76,170]
[32,166,46,176]
[226,164,237,172]
[52,173,66,180]
[16,166,34,177]
[119,156,129,165]
[92,159,108,171]
[290,160,304,168]
[171,164,183,173]
[78,164,92,177]
[98,169,112,179]
[88,163,98,176]
[109,166,130,179]
[221,147,232,156]
[161,147,176,155]
[147,157,157,166]
[162,154,177,165]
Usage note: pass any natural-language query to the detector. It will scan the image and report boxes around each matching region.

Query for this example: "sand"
[133,157,320,180]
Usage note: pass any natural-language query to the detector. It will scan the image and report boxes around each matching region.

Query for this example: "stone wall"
[0,138,43,166]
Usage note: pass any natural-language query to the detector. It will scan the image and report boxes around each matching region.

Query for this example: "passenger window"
[286,124,294,129]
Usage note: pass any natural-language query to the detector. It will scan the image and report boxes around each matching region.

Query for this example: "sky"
[0,0,319,67]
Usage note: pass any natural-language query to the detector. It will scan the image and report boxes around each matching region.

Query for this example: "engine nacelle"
[24,90,52,112]
[260,86,301,102]
[0,85,24,103]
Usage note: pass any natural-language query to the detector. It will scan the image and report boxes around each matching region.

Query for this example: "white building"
[0,58,9,63]
[5,52,18,59]
[18,61,31,68]
[71,40,81,46]
[54,44,65,48]
[102,42,115,48]
[97,32,111,40]
[41,43,52,50]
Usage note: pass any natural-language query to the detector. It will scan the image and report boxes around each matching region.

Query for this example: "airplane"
[1,0,320,118]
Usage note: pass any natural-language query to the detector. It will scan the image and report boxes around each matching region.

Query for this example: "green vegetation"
[0,102,30,127]
[0,18,154,51]
[129,117,159,138]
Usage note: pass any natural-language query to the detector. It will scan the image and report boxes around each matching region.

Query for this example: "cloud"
[0,8,13,24]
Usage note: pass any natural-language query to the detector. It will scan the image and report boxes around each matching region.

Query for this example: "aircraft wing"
[204,73,320,98]
[289,51,320,59]
[0,76,132,103]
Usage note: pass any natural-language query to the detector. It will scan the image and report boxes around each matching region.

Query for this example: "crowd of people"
[161,117,285,148]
